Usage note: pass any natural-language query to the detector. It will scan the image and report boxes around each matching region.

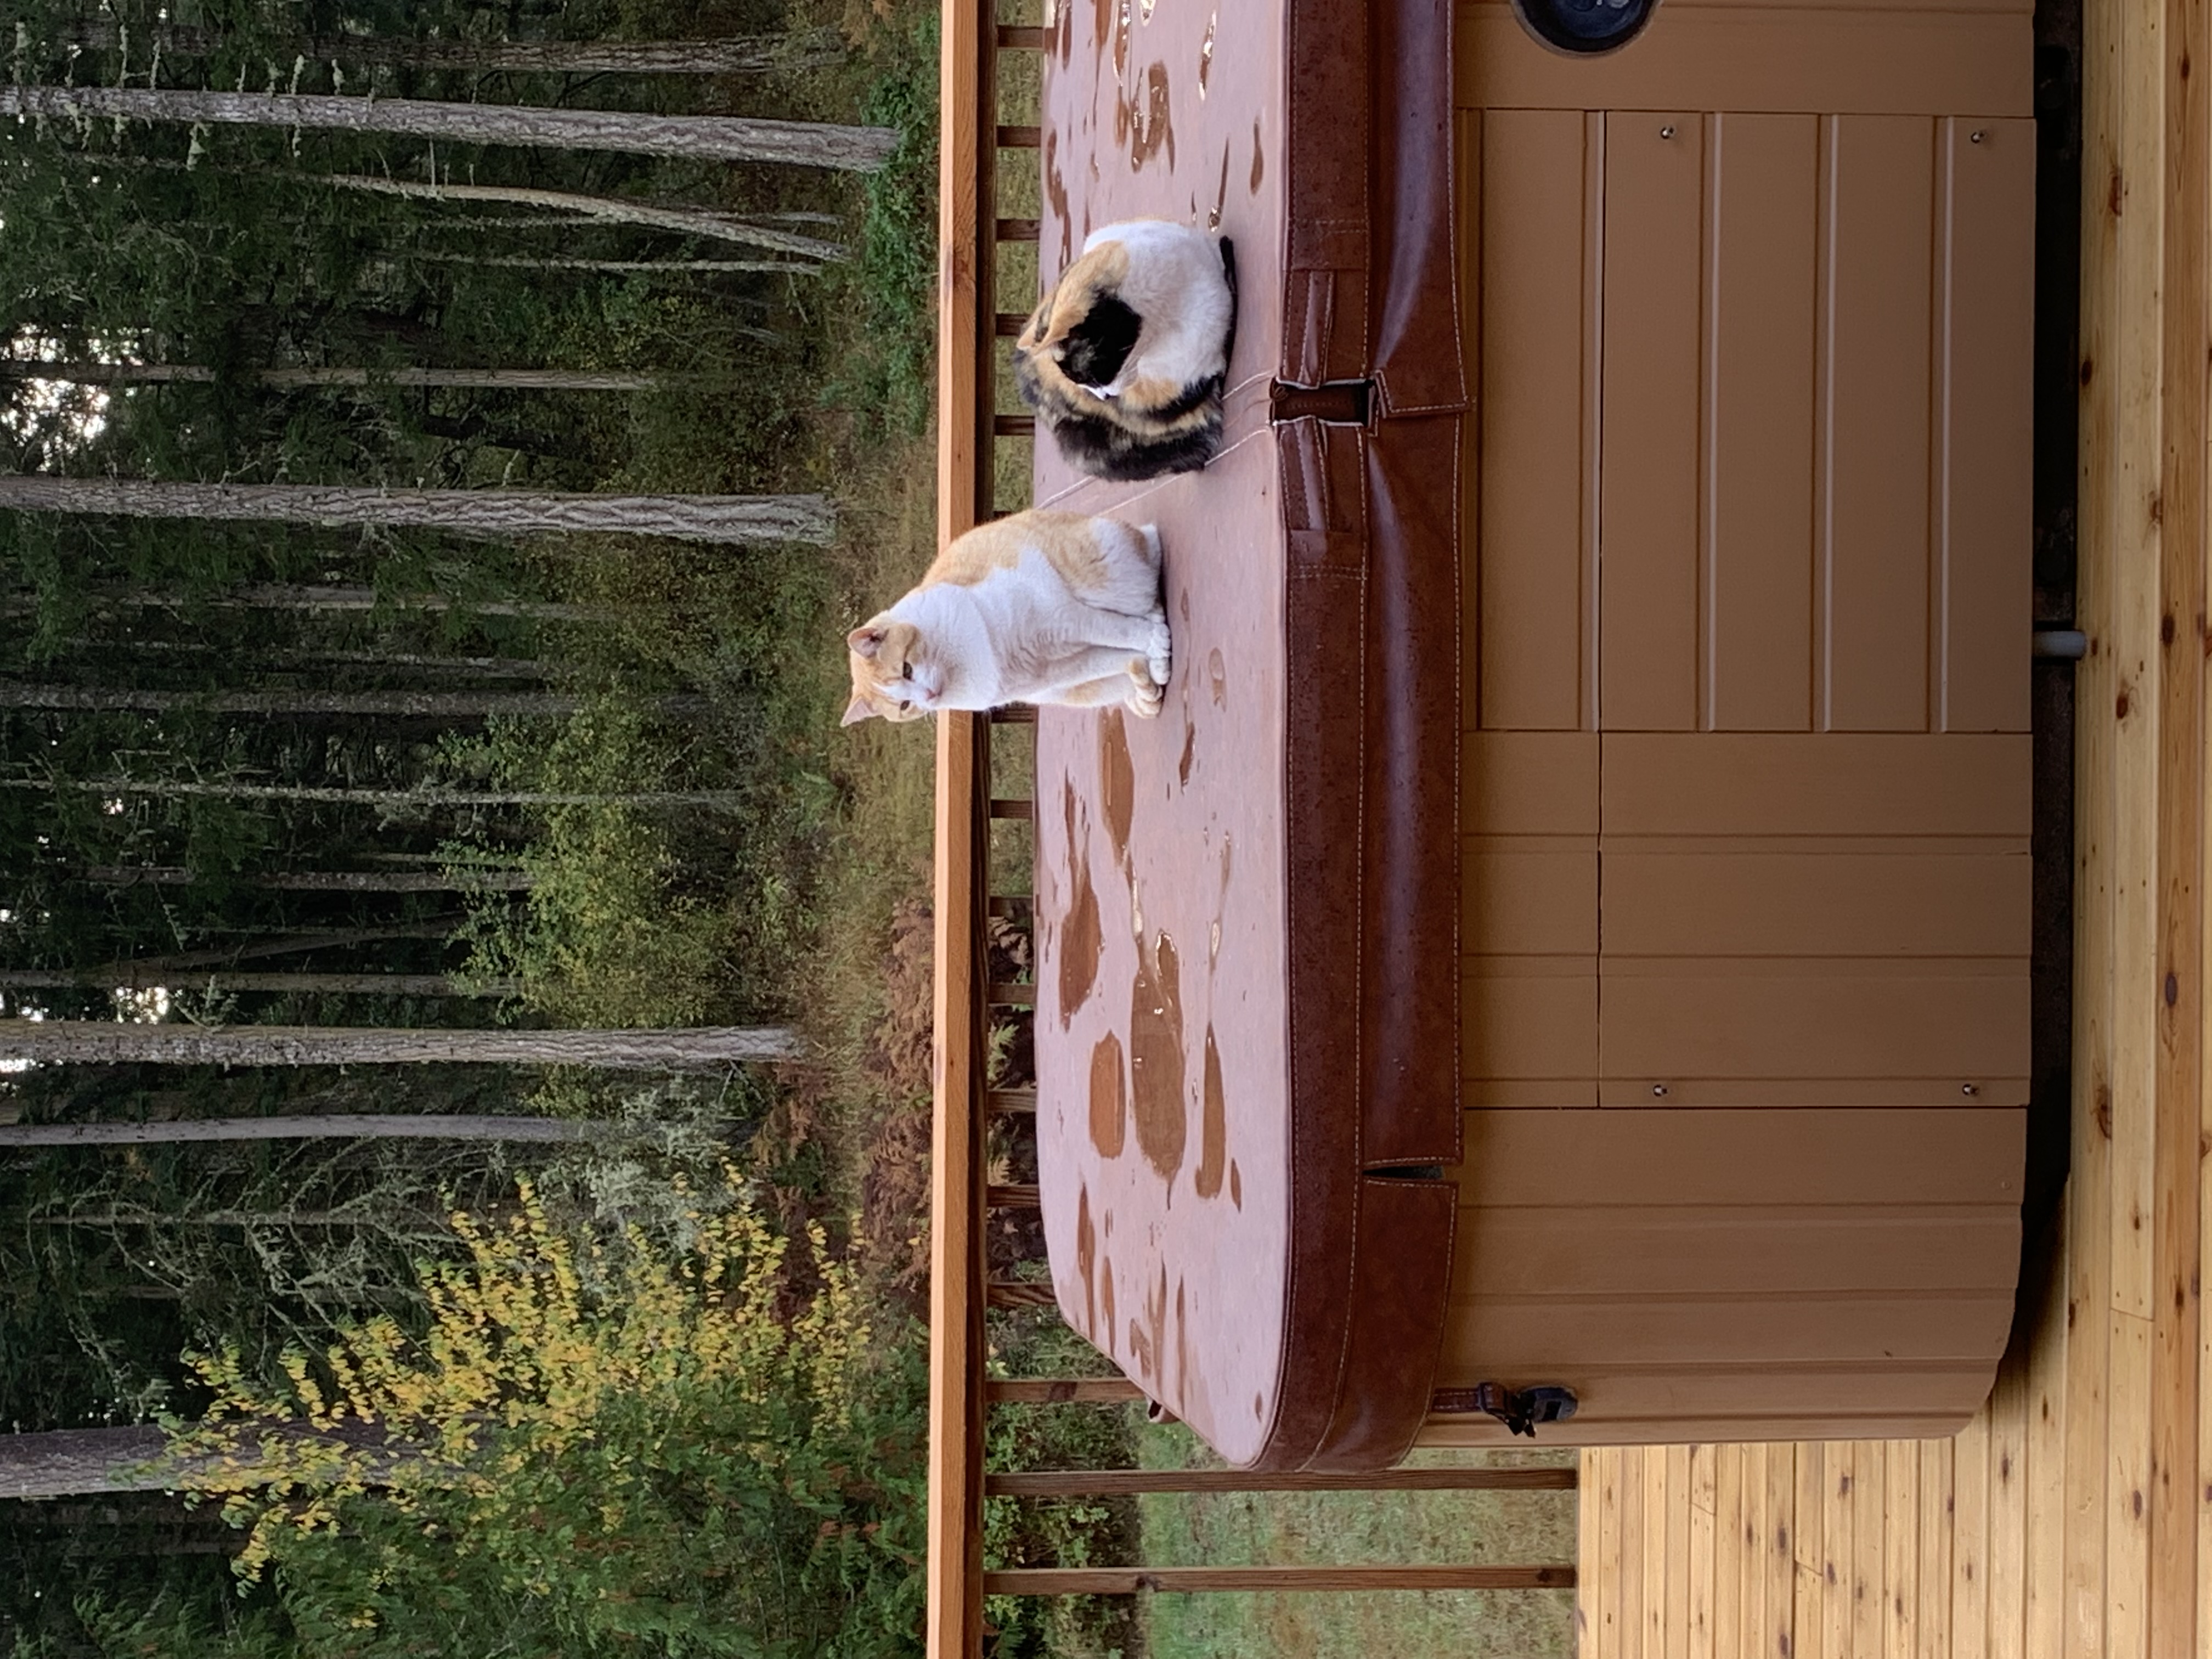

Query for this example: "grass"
[1134,1432,1580,1659]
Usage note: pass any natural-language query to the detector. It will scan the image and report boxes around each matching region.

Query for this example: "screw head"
[1660,125,1677,139]
[1961,1082,1980,1097]
[1651,1082,1669,1098]
[1970,130,1986,144]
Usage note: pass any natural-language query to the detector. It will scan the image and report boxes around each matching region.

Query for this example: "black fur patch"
[1049,404,1223,481]
[1057,292,1143,390]
[1143,370,1226,427]
[1217,237,1239,369]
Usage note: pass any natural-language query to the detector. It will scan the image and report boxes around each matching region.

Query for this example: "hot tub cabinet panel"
[1422,1109,2025,1447]
[1437,0,2034,1444]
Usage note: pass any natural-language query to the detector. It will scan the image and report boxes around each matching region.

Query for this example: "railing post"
[926,712,989,1659]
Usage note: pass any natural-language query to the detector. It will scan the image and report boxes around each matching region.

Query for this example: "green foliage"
[828,12,940,435]
[170,1170,926,1659]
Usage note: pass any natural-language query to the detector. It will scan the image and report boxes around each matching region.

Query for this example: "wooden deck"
[1577,0,2210,1652]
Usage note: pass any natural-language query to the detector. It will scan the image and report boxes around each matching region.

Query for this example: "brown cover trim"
[1259,0,1465,1471]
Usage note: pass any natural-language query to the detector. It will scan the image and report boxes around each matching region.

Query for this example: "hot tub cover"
[1031,0,1464,1470]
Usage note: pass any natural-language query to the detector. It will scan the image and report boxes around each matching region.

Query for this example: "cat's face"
[842,619,941,724]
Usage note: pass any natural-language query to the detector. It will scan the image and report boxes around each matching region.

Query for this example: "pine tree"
[54,25,841,77]
[0,84,898,172]
[0,477,833,545]
[0,1023,803,1066]
[0,1116,636,1147]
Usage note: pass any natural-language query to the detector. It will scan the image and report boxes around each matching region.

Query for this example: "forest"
[0,6,1577,1657]
[0,0,972,1652]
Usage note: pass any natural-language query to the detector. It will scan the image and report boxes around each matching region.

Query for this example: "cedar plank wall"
[1435,0,2036,1446]
[1570,0,2212,1649]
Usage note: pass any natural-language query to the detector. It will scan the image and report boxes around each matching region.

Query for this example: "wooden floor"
[1571,1195,2206,1659]
[1577,0,2211,1652]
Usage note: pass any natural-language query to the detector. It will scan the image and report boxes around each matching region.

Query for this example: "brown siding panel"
[1601,850,2032,960]
[1821,115,1937,733]
[1453,1208,2024,1299]
[1455,4,2033,121]
[1477,109,1589,732]
[1431,1108,2024,1438]
[1936,116,2036,735]
[1600,111,1705,733]
[1600,733,2031,836]
[1463,733,1599,1102]
[1707,112,1819,733]
[1449,13,2030,1440]
[1599,960,2028,1093]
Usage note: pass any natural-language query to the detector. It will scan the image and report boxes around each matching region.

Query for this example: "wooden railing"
[923,7,1576,1655]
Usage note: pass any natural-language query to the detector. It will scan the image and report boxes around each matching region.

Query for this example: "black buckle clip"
[1430,1381,1579,1439]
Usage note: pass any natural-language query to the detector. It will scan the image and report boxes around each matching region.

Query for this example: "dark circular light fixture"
[1511,0,1657,54]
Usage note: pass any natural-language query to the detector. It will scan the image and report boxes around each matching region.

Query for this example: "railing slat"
[995,24,1048,47]
[988,797,1035,819]
[987,1466,1579,1497]
[985,1565,1579,1595]
[986,1086,1039,1112]
[988,981,1036,1006]
[987,1280,1060,1310]
[996,217,1042,242]
[986,1183,1041,1208]
[996,124,1043,148]
[988,1377,1146,1404]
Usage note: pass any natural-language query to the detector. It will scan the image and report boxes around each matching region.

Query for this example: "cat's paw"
[1143,618,1172,688]
[1139,523,1163,561]
[1125,675,1165,719]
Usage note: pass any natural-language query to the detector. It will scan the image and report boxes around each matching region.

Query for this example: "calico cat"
[1014,219,1238,482]
[842,509,1171,724]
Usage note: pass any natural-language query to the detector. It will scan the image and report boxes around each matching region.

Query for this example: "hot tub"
[1030,0,2033,1465]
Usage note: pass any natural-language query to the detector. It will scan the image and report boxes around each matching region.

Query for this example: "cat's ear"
[840,694,875,727]
[847,625,885,659]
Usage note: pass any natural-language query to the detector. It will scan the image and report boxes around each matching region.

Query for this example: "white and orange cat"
[842,510,1171,724]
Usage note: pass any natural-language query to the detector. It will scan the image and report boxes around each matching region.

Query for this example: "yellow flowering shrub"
[168,1171,922,1659]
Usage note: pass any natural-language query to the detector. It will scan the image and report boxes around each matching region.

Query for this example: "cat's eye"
[901,663,913,680]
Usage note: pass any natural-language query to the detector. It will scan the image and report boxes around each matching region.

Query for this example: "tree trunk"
[234,587,608,620]
[93,921,457,974]
[0,969,513,997]
[324,174,843,258]
[0,586,614,622]
[123,642,552,680]
[0,363,681,392]
[435,255,811,275]
[4,777,747,812]
[0,1423,413,1500]
[0,1114,637,1147]
[0,1427,192,1499]
[0,84,898,172]
[0,683,595,718]
[0,476,834,546]
[60,25,838,77]
[0,1022,804,1066]
[76,866,535,892]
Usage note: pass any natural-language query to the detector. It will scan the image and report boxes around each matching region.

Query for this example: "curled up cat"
[842,509,1172,725]
[1014,218,1237,482]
